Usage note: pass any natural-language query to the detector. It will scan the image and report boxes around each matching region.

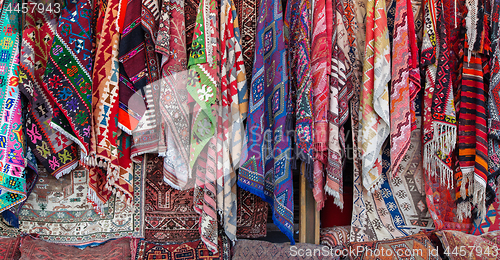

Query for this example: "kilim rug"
[19,237,136,260]
[320,226,350,248]
[345,232,440,259]
[143,155,268,242]
[437,230,500,260]
[350,97,434,241]
[0,236,21,260]
[232,239,342,260]
[18,0,79,179]
[0,0,27,214]
[135,235,230,260]
[14,164,143,247]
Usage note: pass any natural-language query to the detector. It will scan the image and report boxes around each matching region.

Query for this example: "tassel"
[1,210,19,228]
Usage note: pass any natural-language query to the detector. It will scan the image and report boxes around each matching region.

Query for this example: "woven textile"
[90,0,132,211]
[135,237,229,260]
[43,0,93,157]
[128,0,164,158]
[325,0,353,209]
[0,0,27,213]
[144,155,200,242]
[437,230,500,260]
[320,226,351,248]
[19,237,136,260]
[118,0,147,134]
[345,233,440,259]
[358,0,391,193]
[421,0,457,188]
[235,0,259,90]
[351,97,434,241]
[310,0,330,210]
[143,155,267,241]
[218,0,247,242]
[0,236,21,260]
[236,189,268,238]
[472,199,500,234]
[349,0,376,243]
[458,54,488,222]
[187,0,220,251]
[286,0,314,181]
[238,0,294,244]
[18,1,79,179]
[390,0,412,176]
[232,239,341,260]
[158,0,191,189]
[15,165,143,247]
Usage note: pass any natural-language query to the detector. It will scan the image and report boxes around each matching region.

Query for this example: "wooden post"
[299,162,320,244]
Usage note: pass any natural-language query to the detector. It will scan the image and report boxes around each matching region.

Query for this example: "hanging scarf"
[458,0,491,223]
[127,0,163,160]
[43,0,93,160]
[287,0,314,182]
[488,0,500,212]
[458,52,488,222]
[19,3,79,179]
[407,0,421,131]
[239,0,295,244]
[359,0,391,193]
[157,0,191,189]
[311,0,330,210]
[89,0,130,210]
[188,0,220,252]
[218,0,247,242]
[325,0,351,209]
[422,0,457,188]
[390,0,412,175]
[118,0,148,135]
[0,0,26,213]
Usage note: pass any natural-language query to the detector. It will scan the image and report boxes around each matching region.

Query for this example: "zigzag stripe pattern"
[390,0,412,176]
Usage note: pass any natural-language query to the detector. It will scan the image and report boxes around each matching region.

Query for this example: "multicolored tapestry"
[358,0,391,193]
[218,0,247,242]
[351,97,434,241]
[43,0,94,158]
[157,0,191,189]
[310,0,330,210]
[238,0,295,244]
[0,236,21,260]
[236,189,268,238]
[19,237,136,260]
[0,0,27,213]
[144,155,268,242]
[18,0,79,179]
[135,235,230,260]
[187,0,221,251]
[144,155,200,242]
[235,0,259,88]
[90,0,132,211]
[390,0,412,176]
[345,233,440,259]
[15,165,143,247]
[437,230,500,260]
[320,226,350,248]
[232,239,342,260]
[286,0,314,181]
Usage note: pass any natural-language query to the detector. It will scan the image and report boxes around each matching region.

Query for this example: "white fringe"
[324,185,344,210]
[88,187,106,215]
[459,167,474,199]
[473,181,486,221]
[53,160,79,180]
[423,122,456,189]
[456,201,472,222]
[366,175,384,196]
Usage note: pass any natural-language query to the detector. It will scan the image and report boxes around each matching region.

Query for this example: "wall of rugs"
[1,0,500,257]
